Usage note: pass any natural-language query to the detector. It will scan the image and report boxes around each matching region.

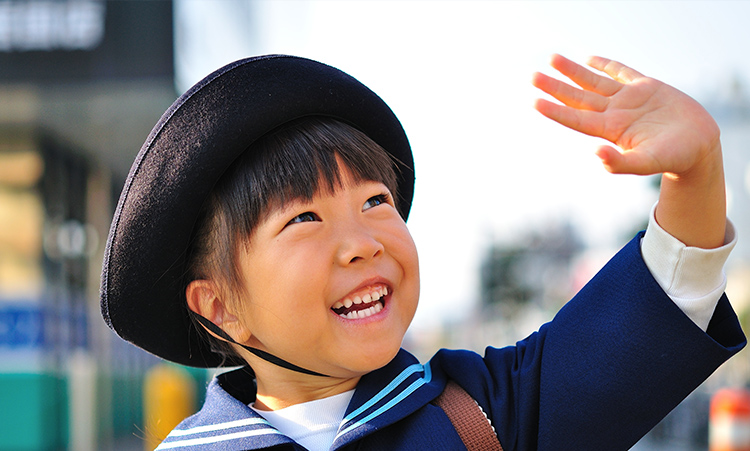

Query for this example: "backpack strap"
[433,380,504,451]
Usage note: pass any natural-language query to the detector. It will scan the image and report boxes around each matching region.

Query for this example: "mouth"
[331,285,388,320]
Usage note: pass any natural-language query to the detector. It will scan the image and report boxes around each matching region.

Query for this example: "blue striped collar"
[157,349,438,450]
[335,361,432,442]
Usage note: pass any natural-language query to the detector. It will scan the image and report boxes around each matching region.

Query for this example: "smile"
[331,286,387,319]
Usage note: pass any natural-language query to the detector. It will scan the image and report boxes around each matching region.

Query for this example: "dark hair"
[185,116,400,358]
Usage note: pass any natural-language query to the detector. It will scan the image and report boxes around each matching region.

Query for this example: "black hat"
[100,55,414,368]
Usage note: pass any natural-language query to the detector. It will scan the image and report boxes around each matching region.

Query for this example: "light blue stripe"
[335,362,432,440]
[341,363,424,425]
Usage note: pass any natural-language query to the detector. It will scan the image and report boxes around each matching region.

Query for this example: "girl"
[101,54,744,450]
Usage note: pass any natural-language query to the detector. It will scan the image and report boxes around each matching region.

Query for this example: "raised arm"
[532,54,726,249]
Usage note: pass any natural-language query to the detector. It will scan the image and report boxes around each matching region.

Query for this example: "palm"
[532,55,720,177]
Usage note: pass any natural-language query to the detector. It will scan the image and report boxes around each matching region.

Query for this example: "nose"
[334,222,385,266]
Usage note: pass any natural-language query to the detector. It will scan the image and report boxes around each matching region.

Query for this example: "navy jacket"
[156,234,746,450]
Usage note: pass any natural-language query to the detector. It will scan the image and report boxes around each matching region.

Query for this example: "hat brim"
[100,55,414,367]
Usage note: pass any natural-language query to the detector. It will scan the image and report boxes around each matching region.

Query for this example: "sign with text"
[0,0,173,82]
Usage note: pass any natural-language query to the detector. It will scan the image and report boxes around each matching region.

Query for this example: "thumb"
[595,145,658,176]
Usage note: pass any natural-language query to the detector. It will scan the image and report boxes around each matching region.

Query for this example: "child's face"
[233,164,420,378]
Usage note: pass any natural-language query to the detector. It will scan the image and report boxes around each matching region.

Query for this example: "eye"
[363,193,390,211]
[286,211,320,226]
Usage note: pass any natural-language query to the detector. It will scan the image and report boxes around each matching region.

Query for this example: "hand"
[532,54,721,179]
[532,54,726,248]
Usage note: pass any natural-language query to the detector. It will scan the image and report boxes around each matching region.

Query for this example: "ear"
[185,280,252,344]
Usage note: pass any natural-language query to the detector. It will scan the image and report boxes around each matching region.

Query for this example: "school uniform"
[154,227,746,451]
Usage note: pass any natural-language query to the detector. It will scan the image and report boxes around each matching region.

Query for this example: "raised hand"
[532,54,721,178]
[532,54,726,249]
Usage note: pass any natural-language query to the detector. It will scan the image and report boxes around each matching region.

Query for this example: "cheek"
[242,254,331,323]
[390,228,421,309]
[395,227,420,278]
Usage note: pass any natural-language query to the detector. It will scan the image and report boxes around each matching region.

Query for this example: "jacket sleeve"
[432,232,746,451]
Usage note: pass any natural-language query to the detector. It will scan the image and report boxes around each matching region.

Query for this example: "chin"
[345,344,402,375]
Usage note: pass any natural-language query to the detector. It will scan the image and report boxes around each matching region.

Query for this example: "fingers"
[586,56,645,84]
[549,54,623,97]
[531,71,608,112]
[531,54,636,115]
[533,98,604,138]
[541,54,646,98]
[595,145,660,176]
[595,145,624,174]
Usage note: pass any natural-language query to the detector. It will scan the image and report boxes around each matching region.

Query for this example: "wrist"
[664,140,723,183]
[656,143,726,249]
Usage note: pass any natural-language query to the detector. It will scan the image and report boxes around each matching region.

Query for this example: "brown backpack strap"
[433,380,504,451]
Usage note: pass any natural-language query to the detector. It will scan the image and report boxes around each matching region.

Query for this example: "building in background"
[0,1,184,449]
[709,78,750,271]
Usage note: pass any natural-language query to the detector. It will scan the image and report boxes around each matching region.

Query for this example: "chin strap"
[193,314,330,377]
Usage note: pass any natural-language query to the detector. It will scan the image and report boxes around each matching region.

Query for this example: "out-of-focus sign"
[0,0,173,82]
[0,0,105,52]
[0,304,45,349]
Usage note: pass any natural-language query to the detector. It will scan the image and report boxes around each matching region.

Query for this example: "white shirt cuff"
[641,203,737,331]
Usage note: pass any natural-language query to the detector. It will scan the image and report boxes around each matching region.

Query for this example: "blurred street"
[632,438,702,451]
[2,1,750,450]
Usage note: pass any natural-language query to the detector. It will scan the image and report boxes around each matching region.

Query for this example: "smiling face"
[184,117,419,383]
[235,166,419,378]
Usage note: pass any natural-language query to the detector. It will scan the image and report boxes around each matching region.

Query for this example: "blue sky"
[174,0,750,328]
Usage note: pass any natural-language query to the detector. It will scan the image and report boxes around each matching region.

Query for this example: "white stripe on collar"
[156,428,283,449]
[157,417,283,449]
[168,418,270,436]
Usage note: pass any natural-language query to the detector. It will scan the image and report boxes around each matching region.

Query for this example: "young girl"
[100,54,745,450]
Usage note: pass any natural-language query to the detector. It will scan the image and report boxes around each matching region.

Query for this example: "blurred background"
[1,1,750,450]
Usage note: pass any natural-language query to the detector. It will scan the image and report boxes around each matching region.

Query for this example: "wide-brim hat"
[100,55,414,368]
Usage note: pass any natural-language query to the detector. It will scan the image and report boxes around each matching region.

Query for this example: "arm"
[434,234,744,450]
[532,54,726,249]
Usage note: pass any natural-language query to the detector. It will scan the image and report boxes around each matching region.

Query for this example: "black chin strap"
[194,314,330,377]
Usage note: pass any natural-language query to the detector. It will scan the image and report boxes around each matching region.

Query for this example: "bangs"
[215,116,400,239]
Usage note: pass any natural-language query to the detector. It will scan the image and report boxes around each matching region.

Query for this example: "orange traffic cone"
[710,388,750,451]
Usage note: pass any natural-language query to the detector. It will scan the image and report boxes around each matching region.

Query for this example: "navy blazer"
[156,233,746,450]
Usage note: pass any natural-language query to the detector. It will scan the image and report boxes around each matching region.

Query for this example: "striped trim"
[335,362,432,440]
[156,418,282,449]
[156,429,282,449]
[168,418,271,436]
[158,362,433,448]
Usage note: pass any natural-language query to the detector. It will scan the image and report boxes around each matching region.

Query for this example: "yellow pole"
[143,364,196,451]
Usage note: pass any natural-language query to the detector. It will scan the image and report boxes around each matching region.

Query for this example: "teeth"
[333,285,389,318]
[340,302,383,320]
